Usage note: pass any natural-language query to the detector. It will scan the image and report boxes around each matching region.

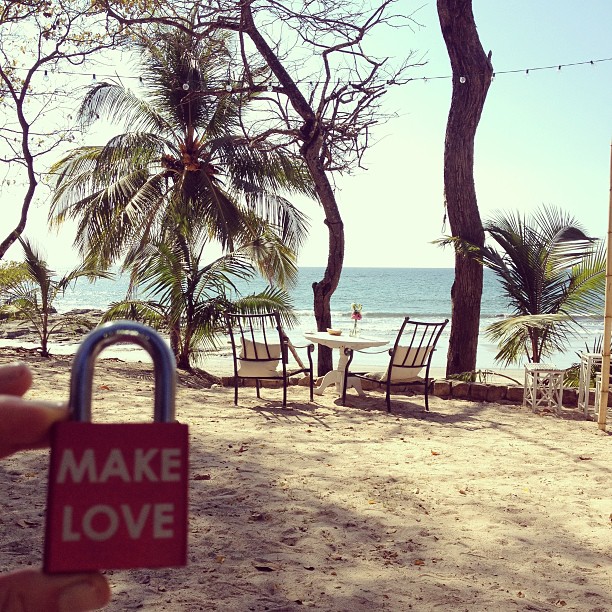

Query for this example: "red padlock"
[44,321,189,573]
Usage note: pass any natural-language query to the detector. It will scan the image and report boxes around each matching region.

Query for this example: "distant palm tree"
[49,28,313,272]
[101,214,298,370]
[479,206,605,365]
[0,238,110,357]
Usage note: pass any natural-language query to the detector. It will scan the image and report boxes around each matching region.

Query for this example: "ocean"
[52,267,603,371]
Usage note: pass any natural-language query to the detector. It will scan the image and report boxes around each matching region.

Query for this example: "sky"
[4,0,612,270]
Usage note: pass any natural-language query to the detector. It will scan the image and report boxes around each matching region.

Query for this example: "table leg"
[347,376,365,396]
[314,346,368,397]
[314,370,366,396]
[313,369,342,395]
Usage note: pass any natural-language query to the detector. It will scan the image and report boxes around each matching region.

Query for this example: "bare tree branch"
[0,0,126,259]
[97,0,425,374]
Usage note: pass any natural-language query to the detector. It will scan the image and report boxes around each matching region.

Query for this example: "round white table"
[304,331,389,396]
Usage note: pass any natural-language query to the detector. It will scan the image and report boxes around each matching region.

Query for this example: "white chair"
[593,372,612,417]
[342,317,448,412]
[577,353,602,417]
[226,311,314,407]
[523,364,565,414]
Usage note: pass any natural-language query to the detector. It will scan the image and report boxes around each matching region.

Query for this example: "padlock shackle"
[69,321,176,422]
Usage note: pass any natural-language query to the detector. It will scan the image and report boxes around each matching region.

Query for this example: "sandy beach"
[0,345,611,611]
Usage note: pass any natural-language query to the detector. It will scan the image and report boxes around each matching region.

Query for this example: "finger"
[0,569,110,612]
[0,398,68,459]
[0,363,33,397]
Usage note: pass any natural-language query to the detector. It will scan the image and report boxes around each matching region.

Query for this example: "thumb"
[0,570,110,612]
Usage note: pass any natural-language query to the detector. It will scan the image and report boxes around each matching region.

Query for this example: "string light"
[23,56,612,83]
[1,57,610,100]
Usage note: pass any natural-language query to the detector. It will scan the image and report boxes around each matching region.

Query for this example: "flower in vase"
[351,303,363,321]
[349,303,363,336]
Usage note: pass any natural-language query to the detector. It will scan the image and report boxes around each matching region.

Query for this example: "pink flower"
[351,311,362,321]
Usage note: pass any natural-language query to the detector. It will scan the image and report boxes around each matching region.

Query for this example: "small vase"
[350,320,359,337]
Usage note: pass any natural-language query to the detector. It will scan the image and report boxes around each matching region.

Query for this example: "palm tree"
[101,215,298,370]
[48,28,313,272]
[0,238,111,357]
[479,206,605,365]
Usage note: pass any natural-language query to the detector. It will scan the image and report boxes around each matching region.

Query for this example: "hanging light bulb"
[459,76,466,84]
[266,84,273,92]
[43,70,49,81]
[182,83,190,91]
[225,83,232,92]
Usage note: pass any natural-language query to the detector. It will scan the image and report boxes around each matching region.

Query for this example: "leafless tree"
[0,0,124,259]
[437,0,493,376]
[101,0,424,374]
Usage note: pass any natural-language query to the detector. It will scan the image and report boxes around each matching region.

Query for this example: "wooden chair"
[225,311,314,407]
[342,317,448,412]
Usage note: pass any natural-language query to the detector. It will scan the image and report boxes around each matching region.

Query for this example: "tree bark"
[240,3,342,375]
[437,0,493,376]
[0,107,37,260]
[300,130,344,377]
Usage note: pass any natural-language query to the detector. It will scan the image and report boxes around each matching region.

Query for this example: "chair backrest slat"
[226,311,284,367]
[390,317,449,374]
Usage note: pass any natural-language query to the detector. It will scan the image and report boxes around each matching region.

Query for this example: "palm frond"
[79,82,174,136]
[232,286,297,329]
[101,300,167,328]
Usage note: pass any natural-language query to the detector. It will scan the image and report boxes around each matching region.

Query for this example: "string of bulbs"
[0,56,609,98]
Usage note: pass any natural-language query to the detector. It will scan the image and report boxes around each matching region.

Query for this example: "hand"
[0,362,111,611]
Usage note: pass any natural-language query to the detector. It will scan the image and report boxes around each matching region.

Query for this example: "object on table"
[225,310,314,407]
[327,328,342,336]
[342,317,449,412]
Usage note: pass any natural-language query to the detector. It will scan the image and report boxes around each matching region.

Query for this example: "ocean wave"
[330,311,452,320]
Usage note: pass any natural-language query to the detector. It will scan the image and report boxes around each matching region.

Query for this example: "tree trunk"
[437,0,493,376]
[300,140,344,377]
[0,109,37,260]
[241,4,343,376]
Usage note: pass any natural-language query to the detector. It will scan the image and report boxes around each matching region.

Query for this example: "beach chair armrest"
[290,342,315,352]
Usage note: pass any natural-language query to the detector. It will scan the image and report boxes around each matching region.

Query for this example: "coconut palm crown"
[49,29,314,277]
[480,206,605,365]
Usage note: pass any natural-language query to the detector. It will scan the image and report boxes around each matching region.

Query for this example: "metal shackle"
[69,320,177,423]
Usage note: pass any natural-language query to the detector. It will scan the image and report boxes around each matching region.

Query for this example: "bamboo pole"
[597,142,612,430]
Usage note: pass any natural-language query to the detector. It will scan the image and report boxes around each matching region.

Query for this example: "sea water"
[54,267,603,371]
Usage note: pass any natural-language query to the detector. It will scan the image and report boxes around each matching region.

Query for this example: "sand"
[0,347,610,612]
